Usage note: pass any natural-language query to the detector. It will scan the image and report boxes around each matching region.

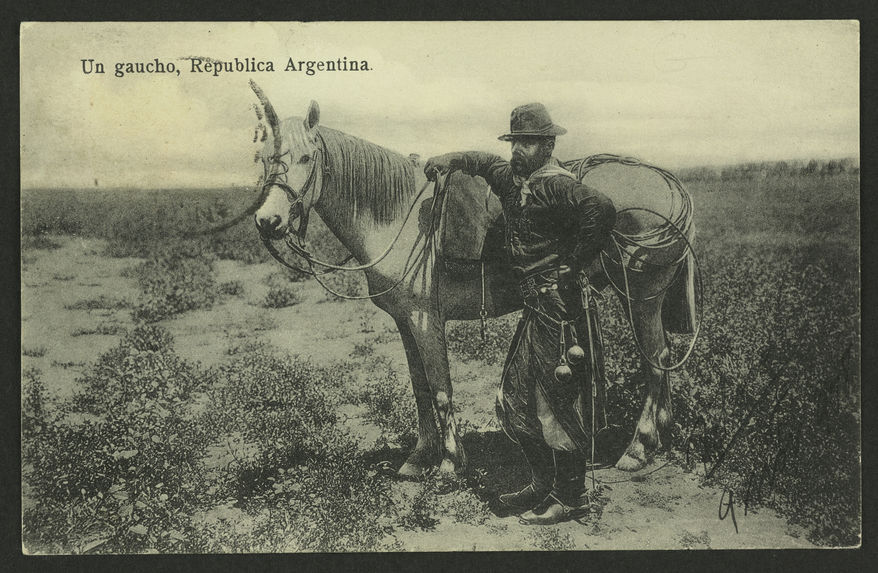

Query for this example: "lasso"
[567,154,704,373]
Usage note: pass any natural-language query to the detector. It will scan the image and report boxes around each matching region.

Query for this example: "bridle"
[257,130,440,299]
[258,130,327,258]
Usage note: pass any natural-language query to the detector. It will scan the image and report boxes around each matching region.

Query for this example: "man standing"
[425,103,616,525]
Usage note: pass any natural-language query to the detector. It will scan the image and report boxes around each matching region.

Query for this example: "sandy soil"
[21,236,815,550]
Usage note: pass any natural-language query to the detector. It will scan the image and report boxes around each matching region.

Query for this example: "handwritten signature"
[682,359,843,533]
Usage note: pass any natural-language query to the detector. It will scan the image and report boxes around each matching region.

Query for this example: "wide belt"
[518,266,573,299]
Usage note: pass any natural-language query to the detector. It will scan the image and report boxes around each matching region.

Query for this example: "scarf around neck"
[513,157,578,206]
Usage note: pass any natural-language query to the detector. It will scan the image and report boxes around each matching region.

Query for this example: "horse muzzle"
[255,212,288,240]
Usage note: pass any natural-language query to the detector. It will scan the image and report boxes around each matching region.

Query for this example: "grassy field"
[20,170,860,552]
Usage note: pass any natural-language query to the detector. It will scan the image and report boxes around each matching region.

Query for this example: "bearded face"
[510,136,555,178]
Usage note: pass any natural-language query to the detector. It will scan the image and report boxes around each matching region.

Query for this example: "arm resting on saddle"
[427,151,512,192]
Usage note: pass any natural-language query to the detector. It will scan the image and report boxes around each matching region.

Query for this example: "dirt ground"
[21,237,816,551]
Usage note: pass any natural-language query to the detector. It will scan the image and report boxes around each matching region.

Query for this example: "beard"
[511,153,544,178]
[510,155,528,177]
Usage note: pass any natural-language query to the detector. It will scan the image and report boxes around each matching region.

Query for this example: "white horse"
[252,95,696,477]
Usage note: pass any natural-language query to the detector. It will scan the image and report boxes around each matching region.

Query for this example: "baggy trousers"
[496,276,606,454]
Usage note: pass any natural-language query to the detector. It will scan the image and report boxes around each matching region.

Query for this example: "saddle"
[435,171,506,266]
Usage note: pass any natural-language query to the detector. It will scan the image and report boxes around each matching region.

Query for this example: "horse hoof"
[398,462,426,478]
[616,453,646,472]
[438,458,457,475]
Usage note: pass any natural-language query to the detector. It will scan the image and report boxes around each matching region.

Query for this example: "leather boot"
[497,433,554,514]
[519,449,589,525]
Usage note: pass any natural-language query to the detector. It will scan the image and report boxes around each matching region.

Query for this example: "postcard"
[20,21,860,553]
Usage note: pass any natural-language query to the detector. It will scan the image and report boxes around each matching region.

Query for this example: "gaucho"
[425,103,616,525]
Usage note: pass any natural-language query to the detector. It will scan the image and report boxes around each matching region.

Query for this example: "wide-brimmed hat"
[498,102,567,141]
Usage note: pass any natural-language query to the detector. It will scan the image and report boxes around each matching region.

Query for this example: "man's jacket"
[443,152,616,278]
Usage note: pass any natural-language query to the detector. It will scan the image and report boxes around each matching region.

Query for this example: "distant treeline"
[677,158,859,182]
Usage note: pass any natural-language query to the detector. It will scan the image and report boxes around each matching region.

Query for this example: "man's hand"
[424,154,459,181]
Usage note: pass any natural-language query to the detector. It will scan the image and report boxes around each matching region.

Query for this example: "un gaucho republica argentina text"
[103,57,372,78]
[189,57,371,77]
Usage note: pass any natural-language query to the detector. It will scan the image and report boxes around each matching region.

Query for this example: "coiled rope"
[566,154,704,373]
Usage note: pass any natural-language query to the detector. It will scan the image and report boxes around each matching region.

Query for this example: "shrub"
[234,442,397,552]
[667,244,860,546]
[319,271,365,302]
[224,334,270,356]
[65,296,130,311]
[22,346,47,358]
[446,316,518,365]
[71,324,127,337]
[351,341,374,359]
[354,358,417,445]
[195,352,397,552]
[218,281,245,297]
[22,325,214,554]
[22,367,48,452]
[205,353,347,488]
[529,527,576,551]
[21,234,62,251]
[396,480,440,532]
[130,252,219,322]
[261,285,302,308]
[678,530,711,549]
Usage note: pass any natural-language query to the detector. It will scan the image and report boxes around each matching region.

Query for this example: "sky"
[20,21,859,189]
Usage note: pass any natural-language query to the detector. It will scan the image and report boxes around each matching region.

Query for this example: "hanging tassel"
[554,320,573,382]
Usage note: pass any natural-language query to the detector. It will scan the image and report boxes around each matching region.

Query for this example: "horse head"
[254,100,326,241]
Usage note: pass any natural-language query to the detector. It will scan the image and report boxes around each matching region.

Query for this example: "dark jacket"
[446,152,616,278]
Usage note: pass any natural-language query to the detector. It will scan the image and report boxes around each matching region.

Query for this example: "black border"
[6,2,875,572]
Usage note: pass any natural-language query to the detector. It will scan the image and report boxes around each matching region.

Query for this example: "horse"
[251,95,696,478]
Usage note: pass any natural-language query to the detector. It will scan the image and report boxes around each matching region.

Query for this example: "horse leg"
[406,310,466,475]
[616,295,671,472]
[656,331,674,445]
[395,317,442,477]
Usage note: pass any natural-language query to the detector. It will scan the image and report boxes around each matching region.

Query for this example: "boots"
[496,432,554,514]
[519,449,589,525]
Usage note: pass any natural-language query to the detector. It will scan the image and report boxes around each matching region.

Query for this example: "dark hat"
[498,102,567,141]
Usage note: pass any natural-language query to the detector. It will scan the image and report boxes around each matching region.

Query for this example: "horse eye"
[299,154,311,164]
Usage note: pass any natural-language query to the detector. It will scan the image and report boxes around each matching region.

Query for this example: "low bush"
[130,252,219,322]
[263,267,309,288]
[205,353,346,489]
[351,341,375,359]
[70,324,127,337]
[670,244,860,546]
[446,316,518,365]
[218,281,245,297]
[529,527,576,551]
[22,325,215,554]
[65,295,130,311]
[22,346,47,358]
[21,234,62,251]
[262,285,302,308]
[196,352,396,551]
[354,358,417,445]
[319,271,365,302]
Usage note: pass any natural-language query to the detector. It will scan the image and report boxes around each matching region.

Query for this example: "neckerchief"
[513,157,578,206]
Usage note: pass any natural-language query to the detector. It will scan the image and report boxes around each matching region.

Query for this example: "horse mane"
[318,126,416,225]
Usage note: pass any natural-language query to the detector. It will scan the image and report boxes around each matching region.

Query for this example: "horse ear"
[304,100,320,132]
